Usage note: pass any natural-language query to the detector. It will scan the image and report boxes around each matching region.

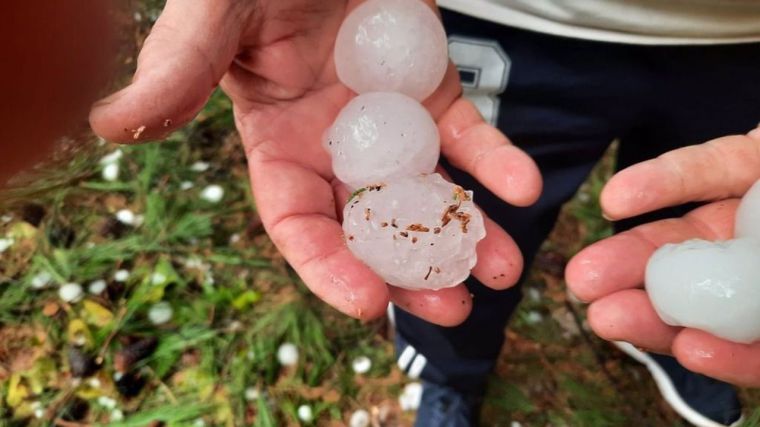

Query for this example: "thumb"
[90,0,252,142]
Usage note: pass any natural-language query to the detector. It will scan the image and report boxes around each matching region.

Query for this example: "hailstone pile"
[326,0,486,290]
[646,179,760,343]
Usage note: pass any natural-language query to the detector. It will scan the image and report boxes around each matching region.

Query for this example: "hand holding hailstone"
[324,0,486,290]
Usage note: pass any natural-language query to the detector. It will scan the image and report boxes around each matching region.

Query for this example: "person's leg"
[613,42,760,427]
[394,10,648,425]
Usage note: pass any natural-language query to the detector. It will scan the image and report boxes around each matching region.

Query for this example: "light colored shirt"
[437,0,760,45]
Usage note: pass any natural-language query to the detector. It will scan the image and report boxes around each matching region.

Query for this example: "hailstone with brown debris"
[343,174,485,290]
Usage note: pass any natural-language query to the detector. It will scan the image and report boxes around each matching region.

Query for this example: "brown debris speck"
[434,267,441,274]
[368,184,385,192]
[364,208,372,221]
[399,232,409,238]
[132,125,146,140]
[163,119,172,128]
[412,237,418,244]
[380,222,389,227]
[406,224,430,232]
[433,227,441,234]
[348,235,354,241]
[453,186,471,202]
[424,266,433,280]
[391,219,398,228]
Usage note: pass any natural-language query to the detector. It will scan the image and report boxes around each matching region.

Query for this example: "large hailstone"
[646,238,760,343]
[735,178,760,240]
[334,0,449,101]
[343,174,485,290]
[323,92,440,189]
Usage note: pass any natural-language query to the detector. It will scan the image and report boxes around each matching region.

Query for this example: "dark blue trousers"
[394,9,760,395]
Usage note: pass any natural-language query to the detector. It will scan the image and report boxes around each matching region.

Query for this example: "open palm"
[90,0,542,325]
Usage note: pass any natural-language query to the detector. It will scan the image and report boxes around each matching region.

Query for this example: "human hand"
[90,0,542,326]
[566,127,760,386]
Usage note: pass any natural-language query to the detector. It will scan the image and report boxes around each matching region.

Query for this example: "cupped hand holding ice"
[89,0,541,326]
[566,128,760,386]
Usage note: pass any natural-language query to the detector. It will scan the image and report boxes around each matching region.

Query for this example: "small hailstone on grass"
[59,283,83,303]
[276,342,299,367]
[1,214,13,223]
[200,185,225,203]
[88,378,101,388]
[192,419,206,427]
[99,149,123,165]
[148,302,173,325]
[180,181,194,190]
[297,404,313,423]
[525,311,543,325]
[151,272,166,285]
[97,396,117,409]
[102,162,120,182]
[115,209,136,225]
[399,382,423,411]
[0,237,15,253]
[244,387,260,401]
[351,356,372,374]
[190,161,210,172]
[88,280,107,295]
[34,408,45,419]
[114,270,130,282]
[349,409,371,427]
[31,272,53,289]
[113,372,123,381]
[111,409,124,421]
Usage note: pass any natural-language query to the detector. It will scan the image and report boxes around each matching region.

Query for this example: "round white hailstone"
[99,149,123,165]
[525,311,543,325]
[511,422,523,427]
[114,270,130,282]
[343,174,486,290]
[180,181,195,190]
[111,409,124,421]
[349,409,371,427]
[34,408,45,419]
[97,396,117,409]
[0,238,14,253]
[31,272,53,289]
[88,378,101,388]
[323,92,440,189]
[102,162,120,182]
[148,302,174,325]
[276,342,299,367]
[59,283,83,303]
[399,382,423,411]
[200,185,224,203]
[192,419,206,427]
[88,279,107,295]
[115,209,136,225]
[735,179,760,240]
[113,372,124,381]
[244,387,261,401]
[1,214,12,223]
[190,161,210,172]
[646,238,760,343]
[151,272,167,285]
[297,404,313,423]
[334,0,448,101]
[351,356,372,374]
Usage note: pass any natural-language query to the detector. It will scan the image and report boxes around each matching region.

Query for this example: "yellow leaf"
[81,300,114,327]
[67,319,94,348]
[6,374,29,408]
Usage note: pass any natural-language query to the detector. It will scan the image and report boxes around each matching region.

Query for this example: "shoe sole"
[613,341,744,427]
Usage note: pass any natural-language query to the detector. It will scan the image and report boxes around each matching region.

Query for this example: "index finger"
[601,130,760,220]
